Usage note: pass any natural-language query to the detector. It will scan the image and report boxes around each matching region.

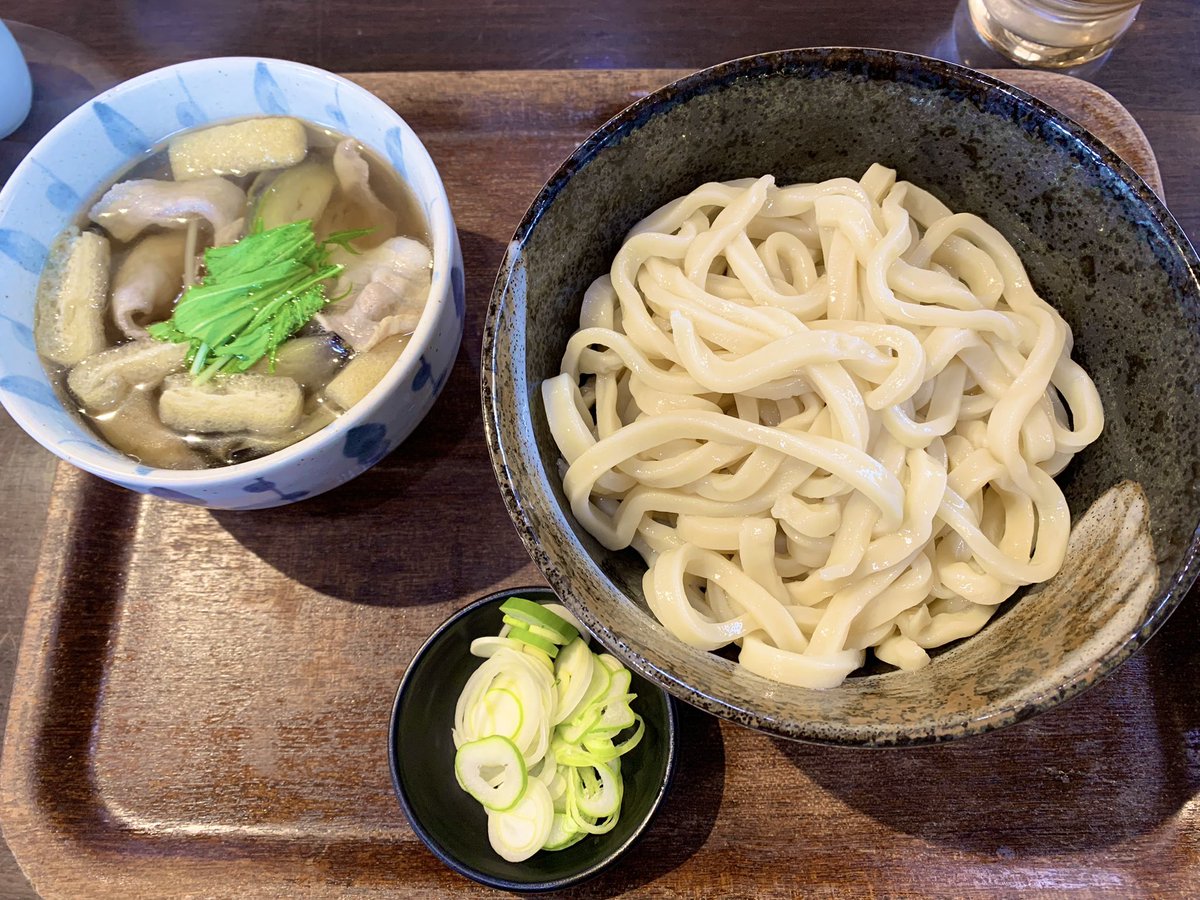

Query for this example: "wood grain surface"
[1,3,1197,897]
[0,68,1195,898]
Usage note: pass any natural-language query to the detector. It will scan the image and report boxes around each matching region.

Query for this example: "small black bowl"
[388,587,679,893]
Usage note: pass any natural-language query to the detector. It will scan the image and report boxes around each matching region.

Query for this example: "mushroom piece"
[254,159,338,231]
[211,403,340,464]
[92,389,206,470]
[249,333,348,387]
[89,177,246,243]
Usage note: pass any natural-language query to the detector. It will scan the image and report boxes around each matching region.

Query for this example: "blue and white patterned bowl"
[0,57,464,509]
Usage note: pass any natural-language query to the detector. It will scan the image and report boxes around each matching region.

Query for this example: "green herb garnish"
[148,219,370,383]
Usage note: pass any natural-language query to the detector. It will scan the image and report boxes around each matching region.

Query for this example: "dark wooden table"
[0,2,1196,896]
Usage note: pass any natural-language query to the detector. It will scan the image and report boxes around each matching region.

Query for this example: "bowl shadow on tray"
[773,594,1200,857]
[212,229,522,607]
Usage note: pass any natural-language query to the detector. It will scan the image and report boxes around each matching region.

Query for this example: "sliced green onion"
[596,653,625,674]
[596,696,637,733]
[584,715,645,761]
[551,638,594,726]
[451,598,645,862]
[530,744,558,786]
[522,645,557,676]
[573,761,622,818]
[543,812,586,851]
[567,657,612,723]
[529,622,572,644]
[481,687,524,741]
[501,615,570,648]
[507,624,561,658]
[540,602,586,637]
[455,735,527,812]
[501,597,581,644]
[470,635,525,658]
[487,779,554,862]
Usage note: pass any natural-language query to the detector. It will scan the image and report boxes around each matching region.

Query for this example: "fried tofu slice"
[168,116,307,181]
[68,339,187,411]
[159,373,302,434]
[323,334,409,411]
[35,228,110,366]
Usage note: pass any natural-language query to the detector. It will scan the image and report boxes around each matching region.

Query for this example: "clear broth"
[37,117,431,469]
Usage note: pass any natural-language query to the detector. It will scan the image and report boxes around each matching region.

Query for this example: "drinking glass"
[967,0,1142,68]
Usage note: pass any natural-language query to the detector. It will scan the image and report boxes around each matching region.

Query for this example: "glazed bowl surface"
[0,56,464,509]
[483,48,1200,745]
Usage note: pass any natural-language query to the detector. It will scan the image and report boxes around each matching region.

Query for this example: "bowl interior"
[487,49,1200,744]
[389,588,677,891]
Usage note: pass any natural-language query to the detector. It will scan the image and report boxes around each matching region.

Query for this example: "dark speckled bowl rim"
[387,586,680,893]
[480,48,1200,747]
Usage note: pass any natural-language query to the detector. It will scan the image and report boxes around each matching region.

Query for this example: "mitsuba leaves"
[148,218,367,382]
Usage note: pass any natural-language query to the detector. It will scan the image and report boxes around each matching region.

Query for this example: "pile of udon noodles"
[542,164,1104,689]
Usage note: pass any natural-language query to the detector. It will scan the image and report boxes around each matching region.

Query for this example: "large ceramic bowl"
[0,57,464,509]
[482,49,1200,746]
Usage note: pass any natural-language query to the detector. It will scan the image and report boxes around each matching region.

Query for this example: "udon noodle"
[541,165,1104,689]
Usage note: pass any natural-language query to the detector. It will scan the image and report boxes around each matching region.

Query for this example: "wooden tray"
[2,70,1193,898]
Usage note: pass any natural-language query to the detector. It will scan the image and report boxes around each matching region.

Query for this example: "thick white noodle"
[542,167,1104,689]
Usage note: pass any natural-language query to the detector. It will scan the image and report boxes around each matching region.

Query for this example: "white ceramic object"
[0,22,32,139]
[0,57,464,509]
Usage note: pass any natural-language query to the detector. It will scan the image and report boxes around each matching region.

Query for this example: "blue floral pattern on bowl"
[0,229,47,274]
[93,102,151,157]
[242,476,310,503]
[343,423,391,467]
